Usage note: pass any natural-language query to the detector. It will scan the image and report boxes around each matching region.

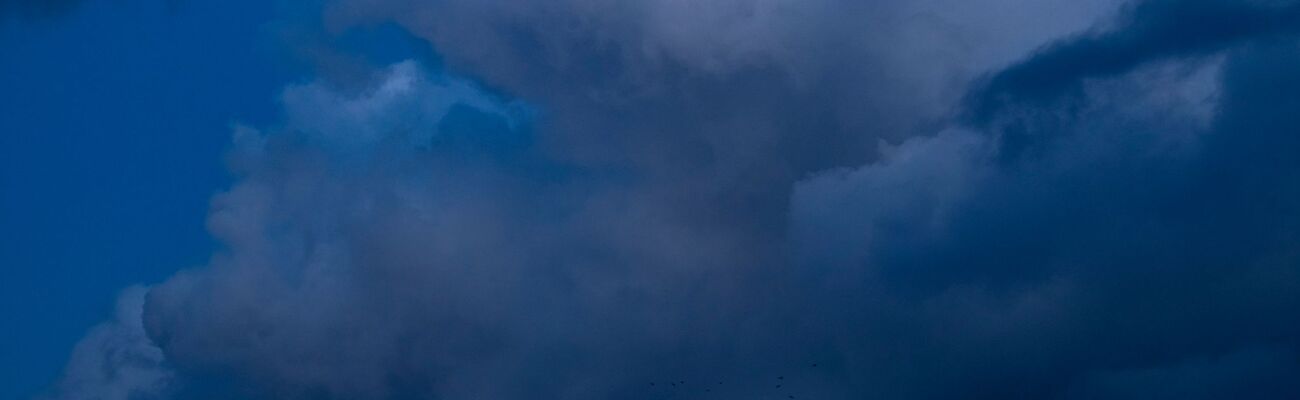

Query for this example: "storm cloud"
[45,0,1300,398]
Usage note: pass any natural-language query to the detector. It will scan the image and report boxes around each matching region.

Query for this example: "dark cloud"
[793,0,1300,397]
[966,0,1300,161]
[45,0,1300,398]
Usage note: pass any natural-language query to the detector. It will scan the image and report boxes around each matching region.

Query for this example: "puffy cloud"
[40,287,172,400]
[789,0,1300,397]
[46,0,1300,398]
[322,0,1127,174]
[145,61,561,398]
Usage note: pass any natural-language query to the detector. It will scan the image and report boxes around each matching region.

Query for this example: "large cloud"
[792,0,1300,397]
[46,0,1300,398]
[323,0,1125,177]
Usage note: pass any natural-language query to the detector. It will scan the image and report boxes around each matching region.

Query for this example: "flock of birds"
[648,364,818,399]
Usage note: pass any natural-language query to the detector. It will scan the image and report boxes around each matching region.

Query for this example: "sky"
[0,1,290,398]
[2,0,1299,399]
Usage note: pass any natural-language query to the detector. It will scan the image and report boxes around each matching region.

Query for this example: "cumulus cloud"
[789,0,1300,397]
[46,0,1300,398]
[323,0,1127,172]
[41,287,172,400]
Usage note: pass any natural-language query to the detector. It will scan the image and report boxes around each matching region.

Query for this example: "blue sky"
[1,1,289,397]
[6,0,1300,399]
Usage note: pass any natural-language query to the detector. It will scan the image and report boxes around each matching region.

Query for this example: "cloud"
[40,286,172,400]
[277,60,532,154]
[1063,345,1300,399]
[45,0,1300,398]
[966,0,1300,156]
[143,61,560,398]
[788,0,1300,397]
[323,0,1125,172]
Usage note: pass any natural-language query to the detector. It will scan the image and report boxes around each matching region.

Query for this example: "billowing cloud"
[790,0,1300,397]
[46,0,1300,398]
[41,286,172,400]
[322,0,1126,177]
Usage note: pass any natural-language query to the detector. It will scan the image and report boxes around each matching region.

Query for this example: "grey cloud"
[324,0,1124,171]
[966,0,1300,161]
[40,286,172,400]
[45,0,1300,398]
[1063,346,1300,399]
[790,1,1300,397]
